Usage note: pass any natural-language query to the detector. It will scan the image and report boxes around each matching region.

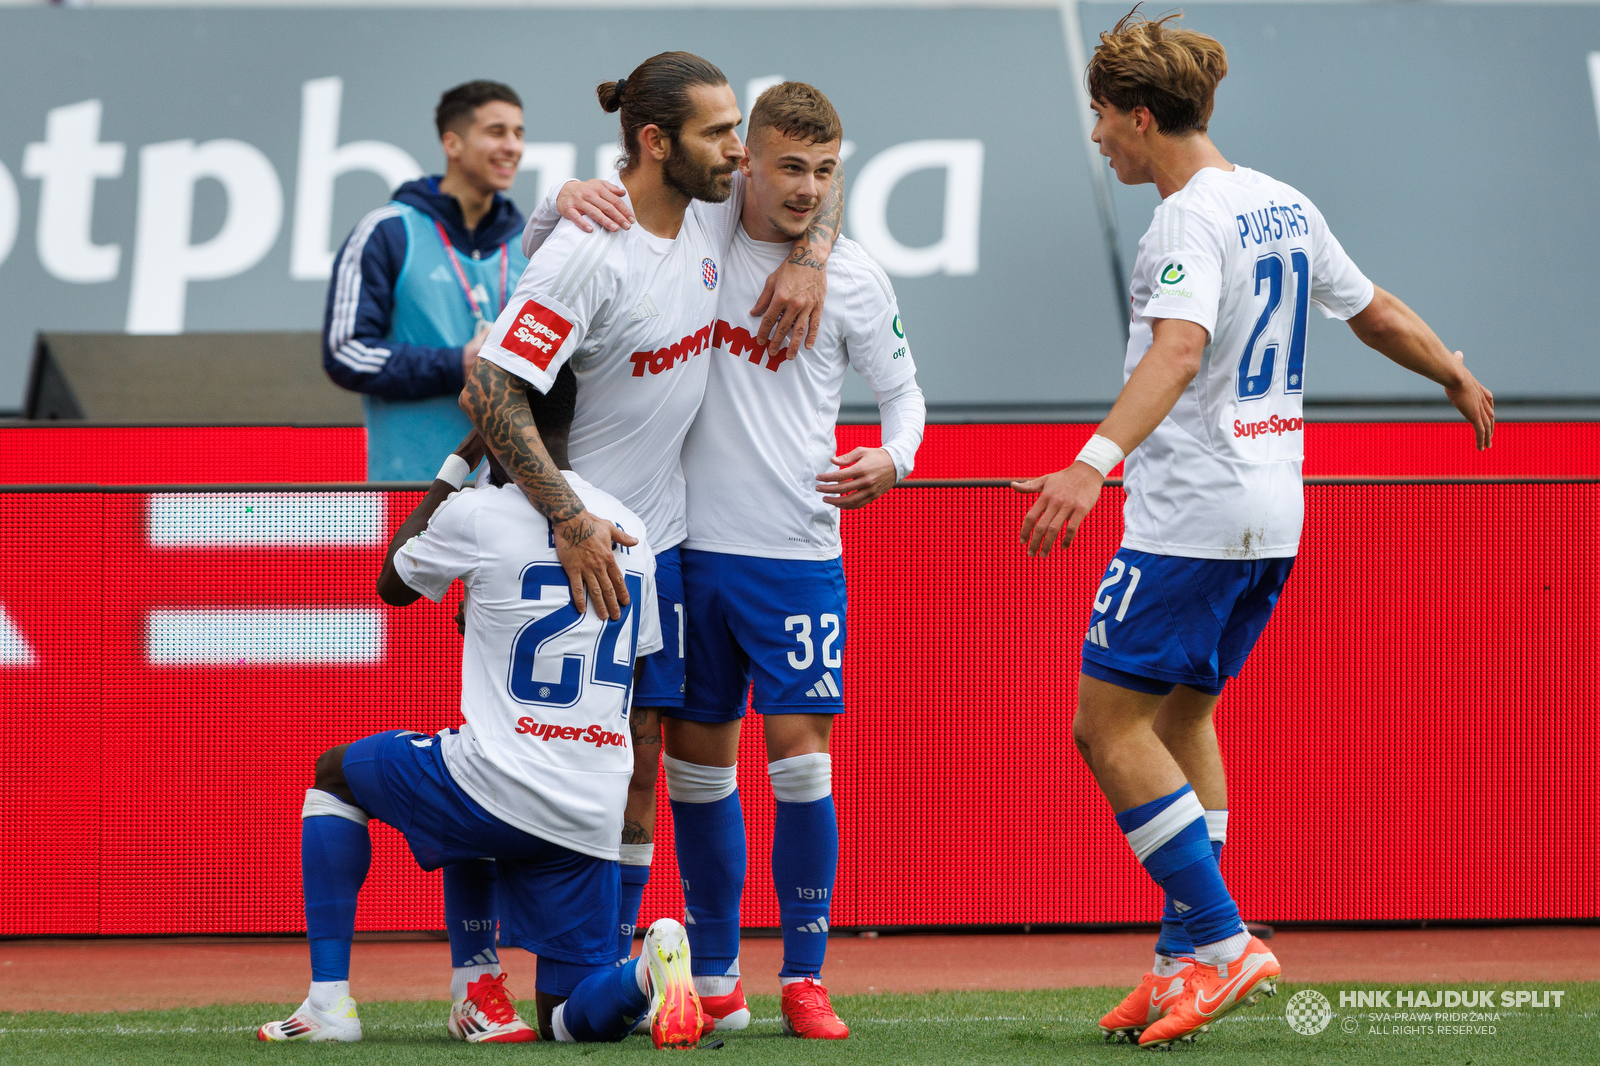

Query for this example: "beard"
[663,143,736,203]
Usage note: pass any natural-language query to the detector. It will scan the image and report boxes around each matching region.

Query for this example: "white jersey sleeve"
[391,490,480,602]
[477,220,622,393]
[1137,200,1229,340]
[636,562,664,658]
[1306,203,1375,320]
[520,180,565,259]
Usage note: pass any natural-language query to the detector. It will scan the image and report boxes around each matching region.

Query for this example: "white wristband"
[436,454,471,489]
[1074,434,1125,477]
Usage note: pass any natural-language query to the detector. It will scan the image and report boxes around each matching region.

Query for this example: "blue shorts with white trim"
[342,729,618,976]
[675,549,847,723]
[1079,548,1294,697]
[635,545,685,708]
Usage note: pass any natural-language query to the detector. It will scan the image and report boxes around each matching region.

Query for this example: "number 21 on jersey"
[1237,249,1310,401]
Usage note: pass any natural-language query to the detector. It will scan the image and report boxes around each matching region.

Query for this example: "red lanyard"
[434,220,508,325]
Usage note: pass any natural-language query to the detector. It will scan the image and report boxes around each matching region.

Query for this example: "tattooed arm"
[460,358,637,619]
[752,165,846,359]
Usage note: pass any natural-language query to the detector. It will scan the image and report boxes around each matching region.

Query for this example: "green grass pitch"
[2,984,1594,1065]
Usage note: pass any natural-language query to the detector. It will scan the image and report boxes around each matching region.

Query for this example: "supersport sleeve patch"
[501,299,574,371]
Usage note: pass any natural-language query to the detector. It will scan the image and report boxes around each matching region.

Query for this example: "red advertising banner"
[2,477,1595,936]
[1,421,1595,485]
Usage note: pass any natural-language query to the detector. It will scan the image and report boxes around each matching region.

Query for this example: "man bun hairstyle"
[1087,7,1228,135]
[435,80,522,139]
[596,51,729,171]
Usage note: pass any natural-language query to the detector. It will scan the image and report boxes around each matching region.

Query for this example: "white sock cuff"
[619,843,655,866]
[1205,809,1229,844]
[550,1002,575,1043]
[302,788,370,825]
[662,755,737,803]
[1124,791,1204,863]
[767,753,832,803]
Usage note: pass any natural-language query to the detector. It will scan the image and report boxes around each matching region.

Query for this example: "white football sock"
[1194,929,1252,967]
[779,976,817,987]
[1152,953,1189,977]
[451,962,500,1002]
[694,973,740,997]
[308,980,350,1013]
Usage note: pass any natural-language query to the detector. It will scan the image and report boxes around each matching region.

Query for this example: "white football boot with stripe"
[257,995,362,1042]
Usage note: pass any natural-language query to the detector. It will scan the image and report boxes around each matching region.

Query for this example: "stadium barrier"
[2,476,1594,936]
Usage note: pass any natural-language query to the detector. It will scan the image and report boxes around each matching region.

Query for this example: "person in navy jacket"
[323,81,530,481]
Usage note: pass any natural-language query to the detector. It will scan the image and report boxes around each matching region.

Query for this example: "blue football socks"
[618,845,653,965]
[1154,808,1227,960]
[663,756,744,982]
[1116,786,1245,962]
[443,858,499,1000]
[769,754,837,980]
[300,790,372,984]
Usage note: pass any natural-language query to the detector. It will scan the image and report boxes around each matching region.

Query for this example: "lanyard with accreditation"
[434,220,508,328]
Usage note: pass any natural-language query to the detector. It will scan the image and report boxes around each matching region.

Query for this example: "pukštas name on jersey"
[681,229,918,560]
[1123,165,1373,560]
[392,473,662,860]
[476,174,742,552]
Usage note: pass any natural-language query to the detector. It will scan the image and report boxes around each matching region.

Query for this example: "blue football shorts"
[341,729,618,989]
[1078,547,1295,697]
[634,544,685,709]
[674,549,848,722]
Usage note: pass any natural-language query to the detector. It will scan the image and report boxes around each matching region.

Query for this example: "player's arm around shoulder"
[378,431,488,606]
[753,166,845,360]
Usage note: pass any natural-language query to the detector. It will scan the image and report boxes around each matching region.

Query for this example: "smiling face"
[443,100,525,193]
[1089,98,1153,187]
[658,82,744,203]
[741,124,839,242]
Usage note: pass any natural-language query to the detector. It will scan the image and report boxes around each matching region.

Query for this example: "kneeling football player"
[258,372,707,1049]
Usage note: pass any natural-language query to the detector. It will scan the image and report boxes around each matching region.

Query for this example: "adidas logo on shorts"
[804,673,841,698]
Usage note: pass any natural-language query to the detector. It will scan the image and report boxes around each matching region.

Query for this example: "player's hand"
[1012,463,1105,557]
[1444,353,1494,450]
[454,599,466,637]
[552,509,639,620]
[557,179,634,233]
[751,257,827,362]
[817,447,898,509]
[450,430,488,472]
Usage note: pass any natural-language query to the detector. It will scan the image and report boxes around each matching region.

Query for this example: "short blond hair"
[1087,7,1228,134]
[748,81,842,147]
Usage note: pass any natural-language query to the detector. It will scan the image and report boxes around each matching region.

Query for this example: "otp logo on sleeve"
[502,299,574,371]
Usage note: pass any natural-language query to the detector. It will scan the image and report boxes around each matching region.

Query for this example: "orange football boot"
[1138,937,1281,1049]
[1098,960,1194,1042]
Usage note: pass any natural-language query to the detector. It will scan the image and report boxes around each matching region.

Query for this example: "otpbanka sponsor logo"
[1286,987,1569,1039]
[1158,261,1192,299]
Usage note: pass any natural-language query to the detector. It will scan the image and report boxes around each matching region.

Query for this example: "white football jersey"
[681,229,918,559]
[1123,166,1373,560]
[477,174,743,551]
[392,473,662,860]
